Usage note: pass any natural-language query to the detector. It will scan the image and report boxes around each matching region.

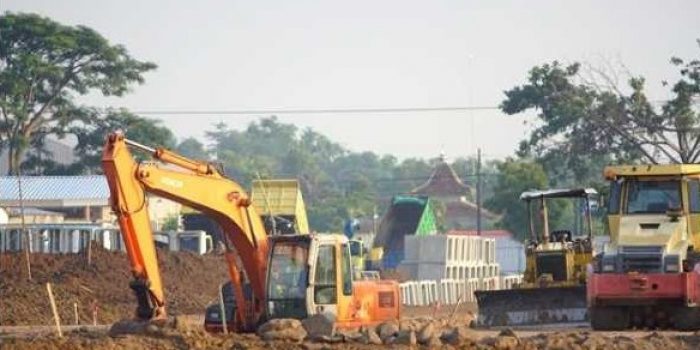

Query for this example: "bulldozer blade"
[475,285,587,327]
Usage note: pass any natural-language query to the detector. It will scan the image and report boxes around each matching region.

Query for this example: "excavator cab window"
[267,241,309,319]
[314,245,337,304]
[341,243,353,295]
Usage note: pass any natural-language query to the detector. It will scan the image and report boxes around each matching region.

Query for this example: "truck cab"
[589,164,700,330]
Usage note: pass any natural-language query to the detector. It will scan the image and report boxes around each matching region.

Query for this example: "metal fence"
[0,224,124,254]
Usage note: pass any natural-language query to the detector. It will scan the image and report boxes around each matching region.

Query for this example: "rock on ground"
[394,330,417,346]
[376,321,399,342]
[440,326,477,346]
[301,314,336,340]
[417,322,435,344]
[257,319,307,342]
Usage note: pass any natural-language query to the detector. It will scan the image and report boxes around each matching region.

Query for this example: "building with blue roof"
[0,175,180,227]
[0,175,111,224]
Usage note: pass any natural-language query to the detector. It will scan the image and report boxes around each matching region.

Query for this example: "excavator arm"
[102,132,268,330]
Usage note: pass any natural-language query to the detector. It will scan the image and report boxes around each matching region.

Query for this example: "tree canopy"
[202,116,448,231]
[502,40,700,184]
[0,12,156,174]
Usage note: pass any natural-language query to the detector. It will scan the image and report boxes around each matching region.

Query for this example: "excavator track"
[475,285,587,327]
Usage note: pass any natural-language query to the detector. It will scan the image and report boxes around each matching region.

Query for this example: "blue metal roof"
[0,175,109,202]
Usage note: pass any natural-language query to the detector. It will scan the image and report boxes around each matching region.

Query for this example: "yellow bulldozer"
[475,188,597,327]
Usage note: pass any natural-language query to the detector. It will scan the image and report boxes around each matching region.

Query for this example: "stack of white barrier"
[399,280,440,306]
[397,234,524,306]
[400,276,509,306]
[400,235,498,281]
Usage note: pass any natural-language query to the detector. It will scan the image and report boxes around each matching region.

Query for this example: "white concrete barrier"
[500,274,524,290]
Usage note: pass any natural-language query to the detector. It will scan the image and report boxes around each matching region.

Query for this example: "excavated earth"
[0,246,229,326]
[3,250,700,349]
[3,315,700,350]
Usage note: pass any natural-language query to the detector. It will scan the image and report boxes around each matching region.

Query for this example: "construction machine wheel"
[590,306,629,330]
[673,306,700,331]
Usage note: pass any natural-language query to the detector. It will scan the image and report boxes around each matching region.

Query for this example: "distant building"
[0,138,76,175]
[5,207,65,224]
[448,229,525,273]
[0,175,180,228]
[411,154,498,230]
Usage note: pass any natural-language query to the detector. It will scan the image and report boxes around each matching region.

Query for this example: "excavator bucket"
[475,285,587,327]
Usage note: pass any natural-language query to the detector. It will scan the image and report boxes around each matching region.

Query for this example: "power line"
[130,105,501,116]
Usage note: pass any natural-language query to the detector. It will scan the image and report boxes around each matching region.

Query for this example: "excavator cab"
[266,234,354,322]
[266,234,399,327]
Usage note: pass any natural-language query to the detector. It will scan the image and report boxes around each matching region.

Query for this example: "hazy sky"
[3,0,699,160]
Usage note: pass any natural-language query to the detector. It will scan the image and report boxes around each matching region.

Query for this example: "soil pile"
[3,325,700,350]
[0,247,229,326]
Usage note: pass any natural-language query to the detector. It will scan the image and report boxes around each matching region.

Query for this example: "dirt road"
[2,311,700,350]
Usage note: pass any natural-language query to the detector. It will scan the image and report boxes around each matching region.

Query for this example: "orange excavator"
[102,132,400,332]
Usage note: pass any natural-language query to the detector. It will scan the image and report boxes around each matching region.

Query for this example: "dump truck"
[475,188,597,327]
[251,179,310,235]
[372,195,439,270]
[588,164,700,330]
[102,132,400,332]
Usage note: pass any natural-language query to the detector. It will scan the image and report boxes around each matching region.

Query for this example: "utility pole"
[476,148,482,236]
[16,169,32,280]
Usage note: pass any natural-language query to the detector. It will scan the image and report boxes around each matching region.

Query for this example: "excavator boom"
[102,132,269,330]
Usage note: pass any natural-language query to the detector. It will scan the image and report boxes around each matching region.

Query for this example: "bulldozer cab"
[520,188,597,284]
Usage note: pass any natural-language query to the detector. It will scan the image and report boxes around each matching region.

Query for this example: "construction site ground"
[0,246,230,326]
[3,250,700,349]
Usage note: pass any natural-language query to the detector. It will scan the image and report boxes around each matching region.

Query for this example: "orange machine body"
[102,132,399,332]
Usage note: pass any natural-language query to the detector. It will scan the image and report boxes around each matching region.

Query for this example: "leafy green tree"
[176,137,208,160]
[0,12,156,174]
[502,40,700,182]
[485,159,548,240]
[68,109,175,174]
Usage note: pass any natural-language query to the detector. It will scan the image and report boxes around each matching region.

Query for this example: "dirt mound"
[0,246,229,326]
[3,325,700,350]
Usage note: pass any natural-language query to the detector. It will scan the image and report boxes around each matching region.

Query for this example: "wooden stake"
[449,293,464,322]
[86,239,92,266]
[73,302,79,325]
[92,299,98,326]
[218,282,228,334]
[46,283,63,337]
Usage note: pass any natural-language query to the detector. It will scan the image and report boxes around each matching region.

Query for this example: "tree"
[486,159,578,241]
[176,137,208,160]
[0,12,156,174]
[502,40,700,179]
[69,109,175,174]
[485,159,548,240]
